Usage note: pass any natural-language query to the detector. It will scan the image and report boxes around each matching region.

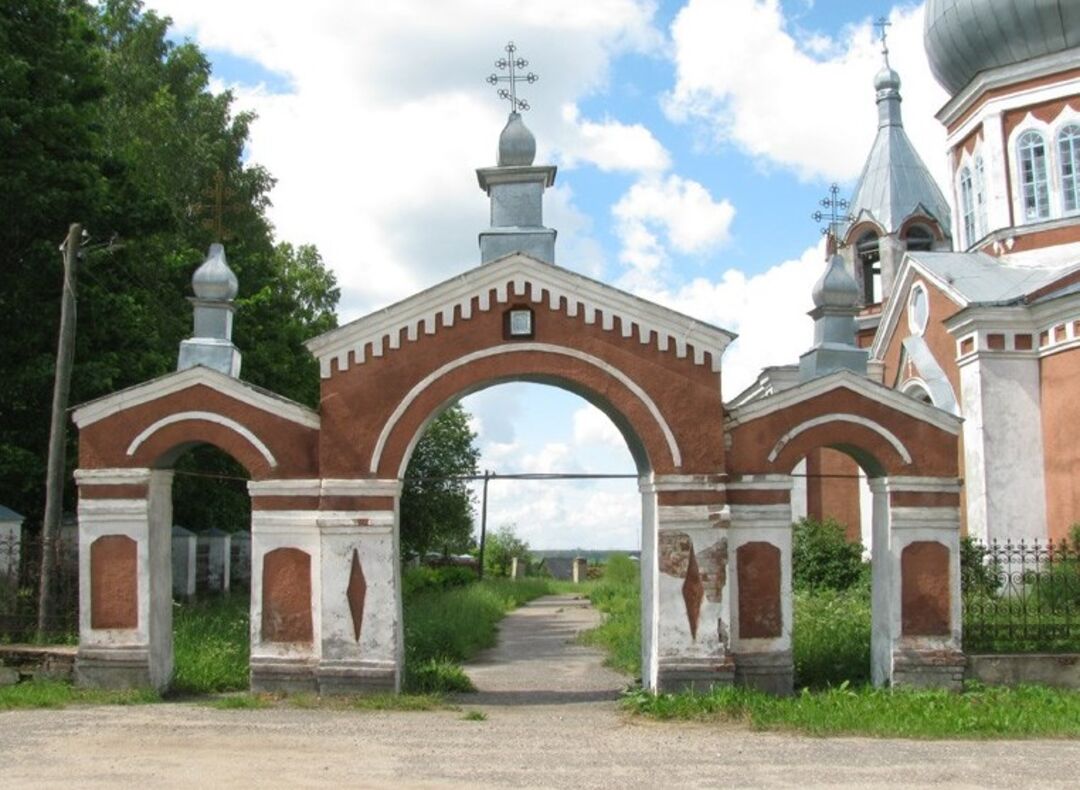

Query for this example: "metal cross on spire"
[811,183,854,245]
[192,170,240,241]
[874,15,892,66]
[487,41,539,113]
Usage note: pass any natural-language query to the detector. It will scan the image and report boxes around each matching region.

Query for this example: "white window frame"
[1008,106,1080,225]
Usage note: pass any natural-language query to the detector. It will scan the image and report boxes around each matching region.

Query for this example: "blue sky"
[154,0,951,549]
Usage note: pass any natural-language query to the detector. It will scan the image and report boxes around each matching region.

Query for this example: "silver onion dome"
[497,112,536,166]
[812,253,860,308]
[924,0,1080,95]
[191,243,238,301]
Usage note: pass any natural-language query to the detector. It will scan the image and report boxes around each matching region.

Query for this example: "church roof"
[905,250,1080,306]
[925,0,1080,95]
[305,253,737,376]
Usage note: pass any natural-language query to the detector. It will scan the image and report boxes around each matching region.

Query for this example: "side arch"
[127,411,278,472]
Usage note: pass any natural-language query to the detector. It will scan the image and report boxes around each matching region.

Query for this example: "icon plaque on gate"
[507,307,533,338]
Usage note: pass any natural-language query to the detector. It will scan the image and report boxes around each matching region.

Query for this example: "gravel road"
[0,594,1076,789]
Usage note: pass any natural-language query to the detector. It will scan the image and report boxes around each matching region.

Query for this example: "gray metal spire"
[477,42,557,264]
[799,250,868,381]
[845,25,951,238]
[177,243,242,377]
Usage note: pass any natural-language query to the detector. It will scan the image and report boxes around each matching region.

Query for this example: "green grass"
[462,709,487,721]
[403,577,554,692]
[577,554,640,677]
[0,679,159,709]
[172,594,250,693]
[623,682,1080,738]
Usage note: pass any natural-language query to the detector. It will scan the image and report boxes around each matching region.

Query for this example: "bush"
[960,535,1000,596]
[793,587,871,688]
[483,525,529,578]
[401,565,476,600]
[792,517,867,592]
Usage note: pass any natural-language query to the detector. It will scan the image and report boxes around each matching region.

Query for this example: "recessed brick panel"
[986,333,1005,350]
[901,541,951,636]
[737,542,782,639]
[90,535,138,630]
[261,547,313,643]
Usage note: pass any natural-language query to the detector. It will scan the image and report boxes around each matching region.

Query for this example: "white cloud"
[148,0,663,319]
[558,103,671,173]
[635,240,826,399]
[612,174,736,281]
[572,405,625,448]
[665,0,949,186]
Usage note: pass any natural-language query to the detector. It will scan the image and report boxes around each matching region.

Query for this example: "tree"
[484,525,529,578]
[399,404,480,559]
[0,0,339,533]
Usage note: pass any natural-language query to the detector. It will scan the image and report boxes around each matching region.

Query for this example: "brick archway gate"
[71,253,964,695]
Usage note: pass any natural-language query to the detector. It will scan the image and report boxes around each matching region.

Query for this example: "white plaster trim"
[320,479,402,497]
[305,254,734,377]
[649,474,725,492]
[76,498,148,517]
[726,369,962,436]
[726,475,794,490]
[72,365,320,430]
[247,479,321,497]
[882,476,963,493]
[767,413,912,465]
[74,468,152,487]
[246,478,404,497]
[126,411,278,468]
[888,507,962,529]
[373,343,682,474]
[657,505,724,523]
[939,51,1080,130]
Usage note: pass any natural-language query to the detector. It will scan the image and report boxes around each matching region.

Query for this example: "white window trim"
[907,280,930,336]
[954,143,988,248]
[1007,106,1080,225]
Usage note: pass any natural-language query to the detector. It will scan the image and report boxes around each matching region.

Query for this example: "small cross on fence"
[811,183,854,248]
[487,41,539,113]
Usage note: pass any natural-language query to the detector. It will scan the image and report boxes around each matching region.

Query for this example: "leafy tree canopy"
[0,0,339,529]
[400,404,480,559]
[484,525,530,578]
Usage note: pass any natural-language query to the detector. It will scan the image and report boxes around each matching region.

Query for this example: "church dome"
[497,112,536,167]
[924,0,1080,95]
[192,243,238,301]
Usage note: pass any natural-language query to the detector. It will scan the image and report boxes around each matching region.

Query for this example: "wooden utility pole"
[38,223,82,637]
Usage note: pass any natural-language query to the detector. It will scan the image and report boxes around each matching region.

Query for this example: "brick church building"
[733,0,1080,546]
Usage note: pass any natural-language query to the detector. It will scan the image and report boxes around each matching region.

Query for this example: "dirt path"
[0,594,1078,788]
[458,592,630,705]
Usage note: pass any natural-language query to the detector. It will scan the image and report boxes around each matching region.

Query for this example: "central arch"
[302,253,736,693]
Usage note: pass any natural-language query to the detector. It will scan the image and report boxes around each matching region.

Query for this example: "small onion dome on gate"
[812,252,860,308]
[924,0,1080,95]
[497,111,536,166]
[191,243,239,301]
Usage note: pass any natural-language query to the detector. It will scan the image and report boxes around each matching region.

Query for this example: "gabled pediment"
[72,365,320,430]
[306,253,736,376]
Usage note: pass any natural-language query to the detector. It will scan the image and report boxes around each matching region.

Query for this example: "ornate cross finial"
[487,41,538,113]
[811,183,854,246]
[874,15,892,65]
[192,171,240,241]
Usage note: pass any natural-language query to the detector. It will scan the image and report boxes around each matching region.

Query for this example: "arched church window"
[1017,130,1050,221]
[959,166,976,245]
[904,224,934,252]
[1059,124,1080,215]
[856,231,881,304]
[974,154,988,237]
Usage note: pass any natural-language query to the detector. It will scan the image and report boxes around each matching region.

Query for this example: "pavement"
[0,593,1077,788]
